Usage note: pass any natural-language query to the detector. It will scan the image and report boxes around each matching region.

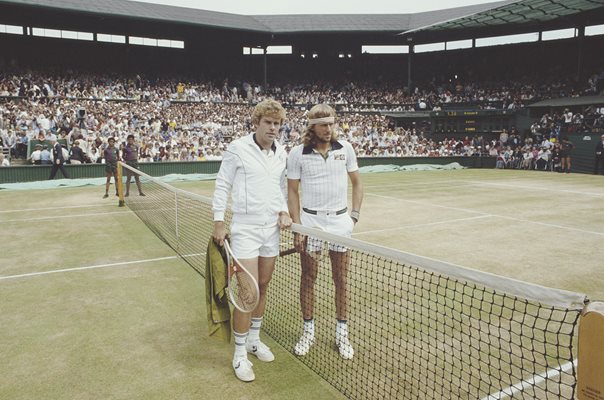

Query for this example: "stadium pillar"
[407,45,413,95]
[577,26,585,83]
[263,47,268,89]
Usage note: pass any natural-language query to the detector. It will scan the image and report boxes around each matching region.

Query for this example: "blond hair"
[252,99,286,126]
[302,104,337,147]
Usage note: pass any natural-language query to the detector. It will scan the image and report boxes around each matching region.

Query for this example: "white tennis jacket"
[212,133,288,226]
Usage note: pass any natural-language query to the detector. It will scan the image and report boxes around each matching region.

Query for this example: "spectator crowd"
[1,68,603,167]
[2,68,603,109]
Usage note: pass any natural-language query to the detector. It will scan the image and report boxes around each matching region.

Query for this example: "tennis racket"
[224,239,260,313]
[292,226,330,265]
[279,247,298,257]
[308,226,331,264]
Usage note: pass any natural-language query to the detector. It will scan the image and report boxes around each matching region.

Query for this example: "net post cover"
[117,162,125,207]
[577,301,604,400]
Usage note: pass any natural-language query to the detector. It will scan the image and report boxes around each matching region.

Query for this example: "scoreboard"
[431,110,514,135]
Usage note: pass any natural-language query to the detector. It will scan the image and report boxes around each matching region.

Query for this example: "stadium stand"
[1,0,603,173]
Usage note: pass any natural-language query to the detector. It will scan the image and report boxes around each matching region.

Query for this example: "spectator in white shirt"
[29,144,42,164]
[0,153,9,167]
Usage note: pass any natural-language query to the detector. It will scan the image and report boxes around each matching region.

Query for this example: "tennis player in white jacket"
[212,99,292,382]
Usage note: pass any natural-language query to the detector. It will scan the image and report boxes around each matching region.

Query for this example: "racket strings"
[232,271,259,310]
[224,240,260,313]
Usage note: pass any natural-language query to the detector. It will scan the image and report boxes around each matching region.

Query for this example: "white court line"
[370,179,604,197]
[366,193,604,237]
[469,180,604,197]
[2,210,132,223]
[363,180,456,189]
[353,215,492,236]
[367,193,486,215]
[0,253,205,281]
[498,215,604,236]
[480,359,577,400]
[0,203,112,213]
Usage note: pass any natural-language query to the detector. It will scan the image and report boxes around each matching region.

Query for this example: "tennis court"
[1,168,602,399]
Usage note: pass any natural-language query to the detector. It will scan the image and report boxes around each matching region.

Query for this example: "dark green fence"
[0,157,495,184]
[358,156,494,169]
[27,139,68,158]
[568,133,601,174]
[0,161,221,184]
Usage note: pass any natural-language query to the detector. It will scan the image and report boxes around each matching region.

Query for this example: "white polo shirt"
[212,133,288,226]
[287,140,358,211]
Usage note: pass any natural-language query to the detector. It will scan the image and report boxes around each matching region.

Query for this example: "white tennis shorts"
[230,222,280,259]
[301,210,354,253]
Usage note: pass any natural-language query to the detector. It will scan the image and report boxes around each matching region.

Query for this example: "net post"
[117,162,125,207]
[577,301,604,400]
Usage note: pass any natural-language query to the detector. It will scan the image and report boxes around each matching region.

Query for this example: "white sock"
[336,320,348,338]
[248,317,262,344]
[233,331,248,358]
[303,318,315,337]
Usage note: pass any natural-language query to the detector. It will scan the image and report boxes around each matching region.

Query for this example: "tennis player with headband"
[212,99,292,382]
[287,103,364,360]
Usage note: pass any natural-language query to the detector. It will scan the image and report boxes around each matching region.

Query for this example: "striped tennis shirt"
[287,140,358,211]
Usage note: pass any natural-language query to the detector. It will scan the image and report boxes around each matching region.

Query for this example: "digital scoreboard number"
[464,119,477,132]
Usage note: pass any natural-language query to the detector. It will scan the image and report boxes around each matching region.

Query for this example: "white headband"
[308,116,335,125]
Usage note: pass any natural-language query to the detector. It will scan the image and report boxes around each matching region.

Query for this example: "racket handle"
[279,248,297,257]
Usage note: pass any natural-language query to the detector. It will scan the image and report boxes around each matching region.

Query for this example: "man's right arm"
[211,148,238,245]
[287,179,301,224]
[286,148,305,252]
[286,148,302,224]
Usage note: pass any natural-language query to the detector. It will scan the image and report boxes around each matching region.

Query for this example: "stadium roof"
[401,0,604,36]
[251,2,512,33]
[0,0,269,32]
[0,0,514,34]
[527,95,604,108]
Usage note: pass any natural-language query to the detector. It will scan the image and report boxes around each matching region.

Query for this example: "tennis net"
[119,162,587,400]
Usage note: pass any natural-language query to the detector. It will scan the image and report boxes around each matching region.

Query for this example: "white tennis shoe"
[294,331,315,356]
[246,340,275,362]
[336,333,354,360]
[233,356,255,382]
